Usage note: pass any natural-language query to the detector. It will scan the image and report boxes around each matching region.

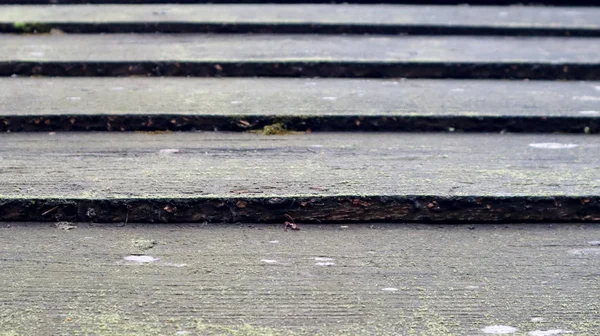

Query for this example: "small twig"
[284,214,300,232]
[41,206,58,216]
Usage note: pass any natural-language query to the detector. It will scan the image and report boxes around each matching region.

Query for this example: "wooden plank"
[1,78,600,133]
[2,34,600,79]
[1,132,599,223]
[0,223,599,334]
[2,4,600,36]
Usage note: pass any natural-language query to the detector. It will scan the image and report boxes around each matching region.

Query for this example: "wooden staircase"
[0,1,599,335]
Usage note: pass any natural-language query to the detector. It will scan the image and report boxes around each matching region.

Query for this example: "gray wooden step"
[0,223,598,335]
[1,132,599,223]
[2,4,600,36]
[2,34,600,79]
[2,78,599,133]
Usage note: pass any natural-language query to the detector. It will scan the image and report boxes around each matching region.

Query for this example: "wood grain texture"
[1,132,599,223]
[2,34,600,79]
[0,223,599,335]
[1,78,600,133]
[2,4,600,35]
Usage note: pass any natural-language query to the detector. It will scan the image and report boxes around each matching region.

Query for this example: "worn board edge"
[3,22,600,36]
[1,114,599,133]
[1,195,599,223]
[1,61,598,80]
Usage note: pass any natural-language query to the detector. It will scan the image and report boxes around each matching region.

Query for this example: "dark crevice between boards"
[1,23,599,37]
[1,0,597,5]
[1,196,599,224]
[2,62,600,80]
[1,115,598,133]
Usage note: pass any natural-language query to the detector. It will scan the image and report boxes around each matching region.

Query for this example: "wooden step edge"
[1,195,599,223]
[2,23,599,37]
[2,61,600,80]
[1,115,598,134]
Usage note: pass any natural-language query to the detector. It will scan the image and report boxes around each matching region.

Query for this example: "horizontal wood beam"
[2,4,599,36]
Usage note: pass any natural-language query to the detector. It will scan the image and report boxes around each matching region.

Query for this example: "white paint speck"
[261,259,277,264]
[315,262,336,266]
[465,285,479,290]
[67,97,81,101]
[528,143,578,149]
[124,255,158,263]
[569,248,600,255]
[29,52,45,57]
[159,149,180,154]
[321,97,337,101]
[529,330,572,336]
[230,101,242,105]
[314,257,335,261]
[268,240,280,244]
[340,225,349,229]
[482,325,517,334]
[579,110,600,115]
[311,145,323,148]
[573,96,600,101]
[381,287,398,291]
[162,262,188,267]
[175,331,190,335]
[111,87,125,91]
[530,317,546,322]
[304,82,318,86]
[588,241,600,246]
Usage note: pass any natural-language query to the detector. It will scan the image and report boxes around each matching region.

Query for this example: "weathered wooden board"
[1,132,599,223]
[2,34,600,79]
[2,4,600,36]
[0,223,599,335]
[1,78,600,133]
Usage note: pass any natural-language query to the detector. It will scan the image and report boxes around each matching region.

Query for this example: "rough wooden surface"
[1,78,600,133]
[2,34,600,79]
[1,132,599,223]
[3,4,600,35]
[0,223,599,335]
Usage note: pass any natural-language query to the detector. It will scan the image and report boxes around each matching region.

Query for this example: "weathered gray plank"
[2,34,600,79]
[2,4,600,36]
[1,78,600,133]
[0,223,599,335]
[1,132,599,223]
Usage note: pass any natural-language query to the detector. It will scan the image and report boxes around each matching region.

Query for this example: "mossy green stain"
[12,22,51,34]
